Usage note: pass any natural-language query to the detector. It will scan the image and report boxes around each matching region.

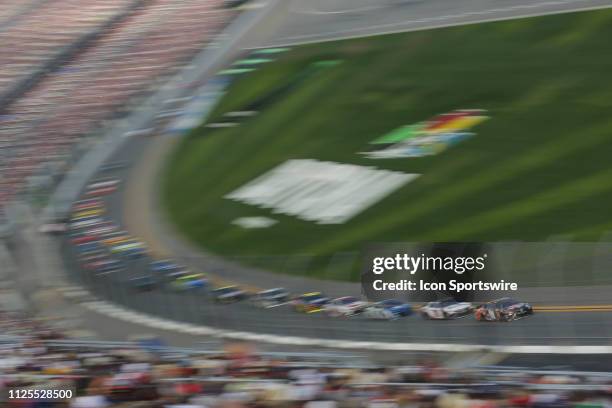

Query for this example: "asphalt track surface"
[60,0,612,346]
[250,0,612,47]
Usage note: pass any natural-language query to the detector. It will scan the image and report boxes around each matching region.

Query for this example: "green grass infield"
[162,9,612,282]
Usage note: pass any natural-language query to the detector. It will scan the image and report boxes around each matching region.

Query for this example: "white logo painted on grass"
[225,159,419,224]
[232,217,278,229]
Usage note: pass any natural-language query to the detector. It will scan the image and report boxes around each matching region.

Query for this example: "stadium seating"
[0,0,232,214]
[1,310,610,407]
[0,0,135,98]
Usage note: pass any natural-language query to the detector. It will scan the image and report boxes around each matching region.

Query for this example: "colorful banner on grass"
[363,109,489,159]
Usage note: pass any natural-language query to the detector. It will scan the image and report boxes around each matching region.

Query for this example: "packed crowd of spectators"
[1,2,611,407]
[1,311,611,408]
[0,0,36,23]
[0,0,233,214]
[0,0,133,97]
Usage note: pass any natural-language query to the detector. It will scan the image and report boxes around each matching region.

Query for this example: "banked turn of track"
[53,0,612,351]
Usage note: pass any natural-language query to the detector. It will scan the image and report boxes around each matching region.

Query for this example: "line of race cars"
[63,178,534,323]
[290,293,533,322]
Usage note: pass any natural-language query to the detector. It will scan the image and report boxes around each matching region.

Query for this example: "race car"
[292,292,330,313]
[101,231,131,247]
[150,259,182,274]
[85,222,118,238]
[362,299,412,320]
[161,269,197,287]
[129,275,159,292]
[87,179,120,191]
[169,273,208,291]
[72,199,103,212]
[76,241,104,255]
[72,208,104,220]
[211,285,248,303]
[475,298,533,322]
[110,240,147,258]
[72,203,104,214]
[70,231,100,245]
[84,179,120,197]
[70,221,116,244]
[83,258,123,275]
[79,251,108,265]
[420,299,473,320]
[323,296,369,317]
[150,260,186,282]
[70,217,106,230]
[85,186,117,197]
[250,287,290,308]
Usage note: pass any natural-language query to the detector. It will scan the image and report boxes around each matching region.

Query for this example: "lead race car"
[420,299,473,320]
[475,297,533,322]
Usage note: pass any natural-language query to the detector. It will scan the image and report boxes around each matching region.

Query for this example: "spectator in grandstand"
[0,310,611,408]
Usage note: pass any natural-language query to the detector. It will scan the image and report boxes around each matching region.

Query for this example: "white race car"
[420,299,472,320]
[324,296,369,317]
[251,288,290,308]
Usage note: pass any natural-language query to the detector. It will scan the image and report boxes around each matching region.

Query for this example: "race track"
[60,0,612,347]
[251,0,612,47]
[59,120,612,347]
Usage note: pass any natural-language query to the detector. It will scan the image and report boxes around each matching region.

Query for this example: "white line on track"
[258,0,612,48]
[77,295,612,354]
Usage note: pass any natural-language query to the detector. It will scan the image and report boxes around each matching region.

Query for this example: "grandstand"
[1,311,611,407]
[0,0,37,23]
[1,2,611,406]
[0,0,233,217]
[0,0,137,106]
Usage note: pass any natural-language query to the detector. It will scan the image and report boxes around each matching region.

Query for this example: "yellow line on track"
[534,305,612,313]
[537,309,612,312]
[535,304,612,309]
